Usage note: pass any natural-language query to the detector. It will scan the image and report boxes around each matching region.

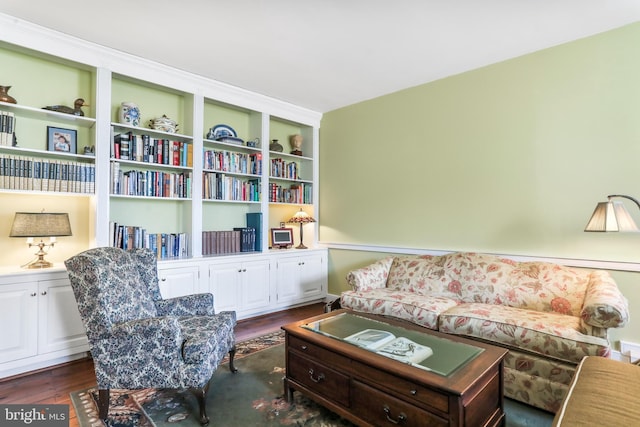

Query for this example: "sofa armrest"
[346,256,395,291]
[581,270,629,329]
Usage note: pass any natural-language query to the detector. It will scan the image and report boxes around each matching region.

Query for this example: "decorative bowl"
[149,115,178,133]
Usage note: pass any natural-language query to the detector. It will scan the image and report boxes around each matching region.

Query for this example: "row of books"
[0,111,16,146]
[202,228,257,255]
[202,172,260,202]
[0,154,95,193]
[112,130,193,167]
[109,222,189,259]
[270,158,299,180]
[110,162,192,198]
[203,149,262,176]
[269,182,312,204]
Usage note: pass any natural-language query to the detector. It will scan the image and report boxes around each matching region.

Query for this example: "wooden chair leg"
[190,383,210,425]
[228,346,238,373]
[97,389,110,420]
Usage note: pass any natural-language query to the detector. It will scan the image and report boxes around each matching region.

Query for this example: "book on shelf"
[246,212,262,252]
[0,110,16,146]
[344,329,433,366]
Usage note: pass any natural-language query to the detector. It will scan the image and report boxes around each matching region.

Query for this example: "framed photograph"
[47,126,77,153]
[271,227,293,249]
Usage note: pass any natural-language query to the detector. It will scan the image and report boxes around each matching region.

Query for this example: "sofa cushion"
[386,253,593,316]
[340,289,459,330]
[552,356,640,426]
[439,303,610,364]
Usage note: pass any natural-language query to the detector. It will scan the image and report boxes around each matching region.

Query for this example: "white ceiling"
[1,1,639,113]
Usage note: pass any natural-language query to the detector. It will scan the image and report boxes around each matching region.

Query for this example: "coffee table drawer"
[287,335,351,367]
[288,352,350,406]
[352,380,448,427]
[353,360,449,413]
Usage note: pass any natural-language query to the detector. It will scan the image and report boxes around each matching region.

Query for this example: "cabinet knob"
[30,293,37,297]
[161,278,167,281]
[41,291,47,296]
[410,389,417,396]
[242,269,247,272]
[238,269,242,273]
[301,345,308,351]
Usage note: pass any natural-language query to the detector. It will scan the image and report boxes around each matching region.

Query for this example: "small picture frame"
[47,126,77,153]
[271,227,293,249]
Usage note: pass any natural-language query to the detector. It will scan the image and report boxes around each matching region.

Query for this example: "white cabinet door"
[208,258,271,315]
[0,282,38,364]
[158,265,200,299]
[275,256,302,304]
[208,262,242,313]
[298,253,325,300]
[38,278,88,354]
[241,259,271,312]
[275,251,327,305]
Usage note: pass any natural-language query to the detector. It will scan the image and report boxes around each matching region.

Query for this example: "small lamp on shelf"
[584,195,640,232]
[9,211,72,268]
[287,208,316,249]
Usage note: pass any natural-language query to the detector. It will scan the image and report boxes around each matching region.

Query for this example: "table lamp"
[9,211,72,268]
[287,208,316,249]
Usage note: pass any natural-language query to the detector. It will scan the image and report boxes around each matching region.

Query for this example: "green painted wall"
[320,23,640,346]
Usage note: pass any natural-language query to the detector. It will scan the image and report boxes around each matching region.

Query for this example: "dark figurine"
[43,98,88,116]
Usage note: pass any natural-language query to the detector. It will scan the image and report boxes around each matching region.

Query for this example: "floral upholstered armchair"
[65,247,237,425]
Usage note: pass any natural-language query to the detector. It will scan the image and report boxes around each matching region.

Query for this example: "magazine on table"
[344,329,433,366]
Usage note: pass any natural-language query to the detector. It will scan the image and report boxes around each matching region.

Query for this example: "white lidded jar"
[119,102,140,127]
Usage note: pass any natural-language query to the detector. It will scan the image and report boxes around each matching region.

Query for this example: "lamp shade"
[9,212,72,238]
[287,209,316,224]
[584,197,639,232]
[286,209,316,249]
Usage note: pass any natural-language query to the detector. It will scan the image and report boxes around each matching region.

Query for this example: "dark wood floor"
[0,303,325,427]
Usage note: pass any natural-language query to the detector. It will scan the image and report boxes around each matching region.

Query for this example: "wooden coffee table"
[282,309,507,427]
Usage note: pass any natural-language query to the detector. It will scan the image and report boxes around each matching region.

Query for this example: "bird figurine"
[42,98,89,116]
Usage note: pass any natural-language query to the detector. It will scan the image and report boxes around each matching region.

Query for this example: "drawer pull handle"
[308,368,325,383]
[410,389,417,395]
[383,405,407,424]
[300,345,308,351]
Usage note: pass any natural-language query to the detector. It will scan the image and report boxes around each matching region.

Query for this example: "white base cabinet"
[0,248,327,379]
[0,269,89,378]
[207,257,271,316]
[274,252,326,306]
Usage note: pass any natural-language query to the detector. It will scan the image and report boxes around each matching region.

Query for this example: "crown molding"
[0,13,322,127]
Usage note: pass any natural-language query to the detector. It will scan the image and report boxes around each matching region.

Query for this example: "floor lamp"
[287,208,316,249]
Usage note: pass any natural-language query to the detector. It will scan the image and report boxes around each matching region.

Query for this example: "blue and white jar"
[119,102,140,127]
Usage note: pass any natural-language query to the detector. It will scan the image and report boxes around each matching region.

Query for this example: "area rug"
[71,331,354,427]
[71,331,554,427]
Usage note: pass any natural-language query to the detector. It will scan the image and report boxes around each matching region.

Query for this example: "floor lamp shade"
[584,195,640,232]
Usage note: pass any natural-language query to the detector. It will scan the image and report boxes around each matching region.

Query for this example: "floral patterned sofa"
[340,252,629,413]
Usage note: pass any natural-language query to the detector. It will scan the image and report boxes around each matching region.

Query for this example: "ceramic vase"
[0,86,17,104]
[119,102,140,127]
[270,139,283,152]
